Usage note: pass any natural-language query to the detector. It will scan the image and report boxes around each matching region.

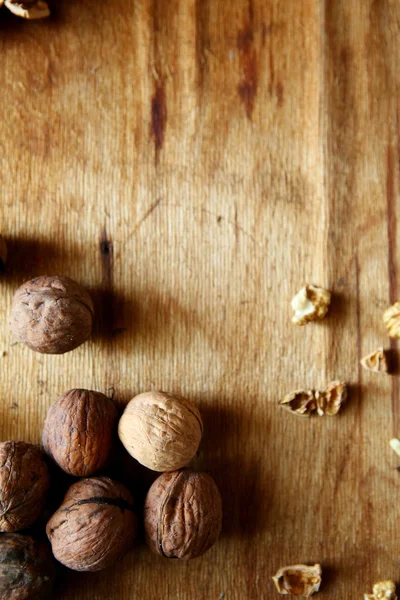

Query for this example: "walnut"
[46,476,137,572]
[4,0,50,19]
[279,390,316,417]
[364,580,397,600]
[383,302,400,338]
[144,469,222,560]
[42,389,118,477]
[316,380,347,416]
[0,235,7,272]
[361,348,389,373]
[0,441,50,533]
[291,285,331,326]
[272,564,322,597]
[0,533,55,600]
[118,391,203,472]
[10,275,94,354]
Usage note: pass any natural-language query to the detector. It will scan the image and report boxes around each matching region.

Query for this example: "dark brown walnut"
[0,533,55,600]
[10,275,94,354]
[144,469,222,560]
[42,389,118,477]
[0,235,7,273]
[46,477,137,572]
[0,442,50,533]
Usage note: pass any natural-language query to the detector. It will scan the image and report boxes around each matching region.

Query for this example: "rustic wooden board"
[0,0,400,598]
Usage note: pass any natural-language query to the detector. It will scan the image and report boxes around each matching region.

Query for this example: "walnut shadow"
[88,287,137,344]
[1,235,64,287]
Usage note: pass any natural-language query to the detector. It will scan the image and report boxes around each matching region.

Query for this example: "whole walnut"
[10,275,94,354]
[0,235,7,272]
[0,442,50,533]
[0,533,55,600]
[46,476,137,572]
[42,388,118,477]
[118,391,203,472]
[144,469,222,559]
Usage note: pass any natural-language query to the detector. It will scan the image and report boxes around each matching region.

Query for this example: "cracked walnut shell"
[364,580,397,600]
[144,469,222,560]
[291,285,331,326]
[360,348,388,373]
[0,533,55,600]
[46,476,137,572]
[42,388,118,477]
[316,381,347,416]
[4,0,50,19]
[279,390,316,417]
[0,441,50,533]
[383,302,400,338]
[118,391,203,472]
[10,275,94,354]
[272,564,322,597]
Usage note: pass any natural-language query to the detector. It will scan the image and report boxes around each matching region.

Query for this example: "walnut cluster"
[280,381,347,417]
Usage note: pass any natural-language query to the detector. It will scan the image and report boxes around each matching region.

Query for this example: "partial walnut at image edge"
[364,580,397,600]
[4,0,50,19]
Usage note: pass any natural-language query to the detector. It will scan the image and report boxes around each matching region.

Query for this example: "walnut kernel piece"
[272,564,322,597]
[361,348,389,373]
[291,285,331,326]
[279,390,316,418]
[316,380,347,416]
[5,0,50,19]
[383,302,400,338]
[364,580,397,600]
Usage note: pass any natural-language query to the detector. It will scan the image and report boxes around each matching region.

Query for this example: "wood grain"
[0,0,399,598]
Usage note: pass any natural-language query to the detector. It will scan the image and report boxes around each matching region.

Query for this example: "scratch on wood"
[100,228,113,288]
[151,84,167,163]
[132,198,162,235]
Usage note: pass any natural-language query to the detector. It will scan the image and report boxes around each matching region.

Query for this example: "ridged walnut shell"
[118,391,203,472]
[46,476,137,572]
[0,534,55,600]
[144,469,222,559]
[10,275,94,354]
[42,389,118,477]
[0,442,50,533]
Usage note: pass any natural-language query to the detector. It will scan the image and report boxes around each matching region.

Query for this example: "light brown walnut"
[0,441,50,533]
[46,477,137,572]
[10,275,94,354]
[144,469,222,560]
[42,389,118,477]
[0,533,55,600]
[118,391,203,471]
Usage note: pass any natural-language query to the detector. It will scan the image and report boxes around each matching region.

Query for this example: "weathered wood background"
[0,0,400,598]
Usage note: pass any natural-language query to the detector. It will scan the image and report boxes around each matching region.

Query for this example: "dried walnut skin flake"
[360,348,389,373]
[4,0,50,19]
[144,469,222,560]
[291,285,331,326]
[46,476,137,572]
[118,391,203,472]
[364,580,397,600]
[42,389,118,477]
[10,275,94,354]
[0,533,56,600]
[272,564,322,597]
[0,441,50,533]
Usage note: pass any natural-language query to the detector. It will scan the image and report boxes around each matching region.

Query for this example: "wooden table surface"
[1,0,400,598]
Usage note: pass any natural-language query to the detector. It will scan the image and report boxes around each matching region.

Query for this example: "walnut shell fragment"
[0,441,50,533]
[360,348,389,374]
[316,381,347,416]
[364,580,397,600]
[0,533,56,600]
[383,302,400,338]
[118,391,203,472]
[10,275,94,354]
[291,285,331,326]
[46,476,137,572]
[4,0,50,19]
[279,390,316,418]
[0,235,7,272]
[144,469,222,560]
[43,388,118,477]
[272,564,322,597]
